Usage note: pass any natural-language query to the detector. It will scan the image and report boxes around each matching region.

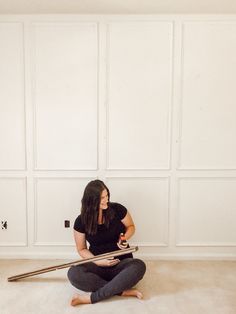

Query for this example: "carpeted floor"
[1,259,236,314]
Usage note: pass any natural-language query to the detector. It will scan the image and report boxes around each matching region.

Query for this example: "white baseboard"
[1,252,236,260]
[140,253,236,261]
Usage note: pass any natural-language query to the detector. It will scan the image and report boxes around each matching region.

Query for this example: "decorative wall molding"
[177,21,236,170]
[0,177,28,247]
[30,22,99,171]
[33,176,95,246]
[176,177,236,247]
[0,22,27,171]
[105,21,174,171]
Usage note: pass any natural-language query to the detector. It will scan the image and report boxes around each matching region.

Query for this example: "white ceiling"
[0,0,236,14]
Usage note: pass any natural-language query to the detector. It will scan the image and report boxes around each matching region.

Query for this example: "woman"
[67,179,146,306]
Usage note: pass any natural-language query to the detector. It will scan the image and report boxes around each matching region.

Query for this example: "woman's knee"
[132,259,146,278]
[67,265,89,291]
[67,265,85,283]
[67,265,77,283]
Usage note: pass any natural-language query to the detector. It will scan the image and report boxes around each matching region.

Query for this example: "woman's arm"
[121,211,135,240]
[74,230,94,259]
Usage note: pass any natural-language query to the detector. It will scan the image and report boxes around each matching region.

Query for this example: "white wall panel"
[0,178,27,246]
[177,178,236,246]
[0,23,26,170]
[179,22,236,169]
[107,177,169,245]
[107,22,173,170]
[1,16,236,259]
[32,23,98,170]
[34,177,93,245]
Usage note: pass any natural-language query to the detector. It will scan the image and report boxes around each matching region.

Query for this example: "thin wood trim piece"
[7,246,138,282]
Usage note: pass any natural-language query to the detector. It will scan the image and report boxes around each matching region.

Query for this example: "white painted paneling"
[107,177,169,246]
[179,22,236,169]
[0,23,26,170]
[177,178,236,245]
[1,16,236,259]
[0,178,27,246]
[32,23,98,170]
[107,22,173,170]
[34,177,93,245]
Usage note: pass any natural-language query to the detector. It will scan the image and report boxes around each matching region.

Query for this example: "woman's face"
[100,189,109,210]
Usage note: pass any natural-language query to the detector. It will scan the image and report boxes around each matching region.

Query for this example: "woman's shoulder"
[109,201,125,208]
[73,214,85,232]
[109,202,127,219]
[74,213,82,223]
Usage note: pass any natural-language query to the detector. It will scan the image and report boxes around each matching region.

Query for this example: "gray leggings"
[67,258,146,303]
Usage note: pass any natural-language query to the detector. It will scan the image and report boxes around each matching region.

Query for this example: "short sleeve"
[73,215,85,233]
[114,203,127,220]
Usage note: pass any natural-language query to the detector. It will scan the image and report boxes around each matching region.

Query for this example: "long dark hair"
[81,180,114,235]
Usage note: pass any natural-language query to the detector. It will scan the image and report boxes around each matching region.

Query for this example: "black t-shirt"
[73,202,133,260]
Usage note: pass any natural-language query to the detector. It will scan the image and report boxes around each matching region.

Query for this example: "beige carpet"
[1,259,236,314]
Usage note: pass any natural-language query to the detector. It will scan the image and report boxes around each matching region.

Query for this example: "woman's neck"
[98,209,103,224]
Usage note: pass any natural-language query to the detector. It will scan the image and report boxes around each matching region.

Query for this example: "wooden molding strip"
[8,246,138,282]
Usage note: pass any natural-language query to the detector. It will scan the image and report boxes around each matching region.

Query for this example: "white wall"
[1,0,236,13]
[0,15,236,259]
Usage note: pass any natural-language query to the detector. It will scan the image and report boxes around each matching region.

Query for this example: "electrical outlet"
[1,221,7,230]
[64,220,70,228]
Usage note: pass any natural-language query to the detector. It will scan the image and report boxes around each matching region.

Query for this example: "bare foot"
[122,289,143,299]
[70,293,91,306]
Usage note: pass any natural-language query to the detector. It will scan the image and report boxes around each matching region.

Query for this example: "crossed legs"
[67,258,146,305]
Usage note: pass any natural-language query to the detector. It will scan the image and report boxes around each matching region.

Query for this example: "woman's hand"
[117,233,128,249]
[94,257,120,267]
